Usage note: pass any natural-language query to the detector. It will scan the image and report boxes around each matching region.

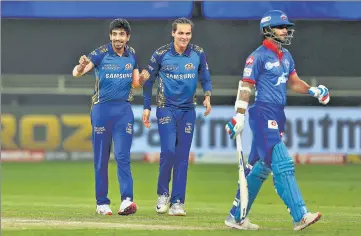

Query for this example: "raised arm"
[72,55,95,78]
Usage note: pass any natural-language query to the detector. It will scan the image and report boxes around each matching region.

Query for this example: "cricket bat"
[236,133,248,222]
[233,80,248,222]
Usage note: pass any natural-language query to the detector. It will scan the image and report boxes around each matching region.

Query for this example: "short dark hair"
[109,18,131,35]
[172,17,194,32]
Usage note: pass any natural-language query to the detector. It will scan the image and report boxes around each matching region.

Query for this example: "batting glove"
[308,85,330,105]
[225,113,245,140]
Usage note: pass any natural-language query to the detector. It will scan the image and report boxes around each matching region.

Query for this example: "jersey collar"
[170,41,191,57]
[108,42,130,57]
[263,39,284,60]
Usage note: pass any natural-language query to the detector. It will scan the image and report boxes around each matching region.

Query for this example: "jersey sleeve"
[288,54,296,76]
[146,52,161,79]
[198,50,212,96]
[143,51,161,110]
[88,45,107,67]
[133,54,139,69]
[127,46,139,70]
[242,53,262,84]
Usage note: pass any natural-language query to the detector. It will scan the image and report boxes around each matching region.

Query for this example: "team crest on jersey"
[185,63,195,70]
[125,63,133,70]
[246,56,254,65]
[284,59,290,69]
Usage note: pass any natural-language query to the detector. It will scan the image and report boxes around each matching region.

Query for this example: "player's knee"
[160,147,176,159]
[114,152,131,164]
[248,161,271,180]
[271,142,294,175]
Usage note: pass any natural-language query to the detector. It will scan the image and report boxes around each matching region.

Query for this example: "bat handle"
[236,133,243,153]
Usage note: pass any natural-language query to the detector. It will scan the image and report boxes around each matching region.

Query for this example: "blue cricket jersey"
[143,42,212,110]
[88,43,138,105]
[242,39,296,105]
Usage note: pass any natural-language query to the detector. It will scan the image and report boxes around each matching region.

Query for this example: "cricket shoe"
[96,204,113,215]
[168,200,186,216]
[294,212,322,231]
[156,193,170,214]
[224,215,260,230]
[117,197,137,216]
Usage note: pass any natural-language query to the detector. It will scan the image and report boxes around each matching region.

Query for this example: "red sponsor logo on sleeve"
[246,56,254,65]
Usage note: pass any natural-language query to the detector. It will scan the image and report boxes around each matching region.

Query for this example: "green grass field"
[2,162,361,235]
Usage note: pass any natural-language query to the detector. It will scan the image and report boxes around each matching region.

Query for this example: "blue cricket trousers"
[156,107,196,204]
[91,101,134,205]
[248,101,286,167]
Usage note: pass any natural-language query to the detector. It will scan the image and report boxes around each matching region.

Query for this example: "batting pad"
[246,161,271,213]
[231,161,271,222]
[271,142,307,222]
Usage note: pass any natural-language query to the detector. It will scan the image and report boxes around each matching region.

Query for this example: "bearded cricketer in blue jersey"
[225,10,330,231]
[72,19,148,216]
[141,18,212,216]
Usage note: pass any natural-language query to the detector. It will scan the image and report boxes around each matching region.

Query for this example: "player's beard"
[113,40,125,50]
[278,34,287,42]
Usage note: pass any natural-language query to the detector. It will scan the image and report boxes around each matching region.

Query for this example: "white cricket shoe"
[96,204,112,215]
[168,201,186,216]
[156,194,170,214]
[117,197,137,215]
[294,212,322,231]
[224,215,260,230]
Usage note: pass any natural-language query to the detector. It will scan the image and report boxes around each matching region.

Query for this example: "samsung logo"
[165,73,195,79]
[105,73,132,79]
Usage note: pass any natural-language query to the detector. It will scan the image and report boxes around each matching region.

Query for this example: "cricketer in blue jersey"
[72,19,148,216]
[141,18,212,216]
[225,10,330,231]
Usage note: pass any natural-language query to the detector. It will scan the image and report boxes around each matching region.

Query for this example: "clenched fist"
[79,55,90,67]
[139,69,150,86]
[77,55,91,73]
[308,85,330,105]
[142,109,151,128]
